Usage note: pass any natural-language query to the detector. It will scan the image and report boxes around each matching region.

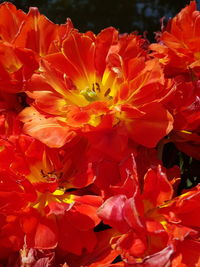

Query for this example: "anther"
[104,88,111,97]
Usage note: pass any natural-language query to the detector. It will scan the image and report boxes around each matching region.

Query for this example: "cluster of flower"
[0,1,199,266]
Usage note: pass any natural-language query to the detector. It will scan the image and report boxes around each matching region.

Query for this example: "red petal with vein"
[142,166,173,207]
[71,195,102,228]
[95,27,118,76]
[165,185,200,229]
[124,102,173,147]
[97,195,130,233]
[0,43,38,93]
[33,217,58,249]
[115,231,147,258]
[63,31,96,79]
[0,2,25,42]
[14,7,58,56]
[20,107,76,147]
[123,196,144,231]
[141,245,174,267]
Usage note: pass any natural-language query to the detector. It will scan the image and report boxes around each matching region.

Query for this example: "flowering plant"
[0,1,199,266]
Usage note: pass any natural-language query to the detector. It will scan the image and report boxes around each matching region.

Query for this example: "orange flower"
[20,29,173,148]
[0,2,74,57]
[0,2,26,43]
[150,1,200,77]
[150,1,200,158]
[0,120,102,257]
[98,165,200,266]
[13,8,74,57]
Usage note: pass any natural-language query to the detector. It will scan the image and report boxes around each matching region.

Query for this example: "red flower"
[0,134,102,259]
[0,2,26,43]
[0,43,38,93]
[150,2,200,76]
[20,29,173,148]
[0,2,74,57]
[98,165,200,265]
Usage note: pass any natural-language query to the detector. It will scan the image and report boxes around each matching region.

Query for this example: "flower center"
[40,169,60,183]
[80,82,112,102]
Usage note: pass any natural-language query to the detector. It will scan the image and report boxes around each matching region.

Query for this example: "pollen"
[80,88,98,102]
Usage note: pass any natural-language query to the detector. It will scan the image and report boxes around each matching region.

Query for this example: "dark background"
[1,0,197,40]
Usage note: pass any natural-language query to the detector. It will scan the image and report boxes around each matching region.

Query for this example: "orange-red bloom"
[0,126,102,260]
[98,165,200,266]
[0,2,74,56]
[20,29,173,148]
[150,1,200,159]
[150,1,200,77]
[0,2,199,266]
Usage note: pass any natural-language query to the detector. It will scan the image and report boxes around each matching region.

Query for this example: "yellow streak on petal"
[88,114,101,127]
[181,130,192,134]
[160,219,168,230]
[53,189,65,196]
[0,146,5,152]
[61,194,74,204]
[28,164,44,184]
[135,258,143,263]
[159,58,168,64]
